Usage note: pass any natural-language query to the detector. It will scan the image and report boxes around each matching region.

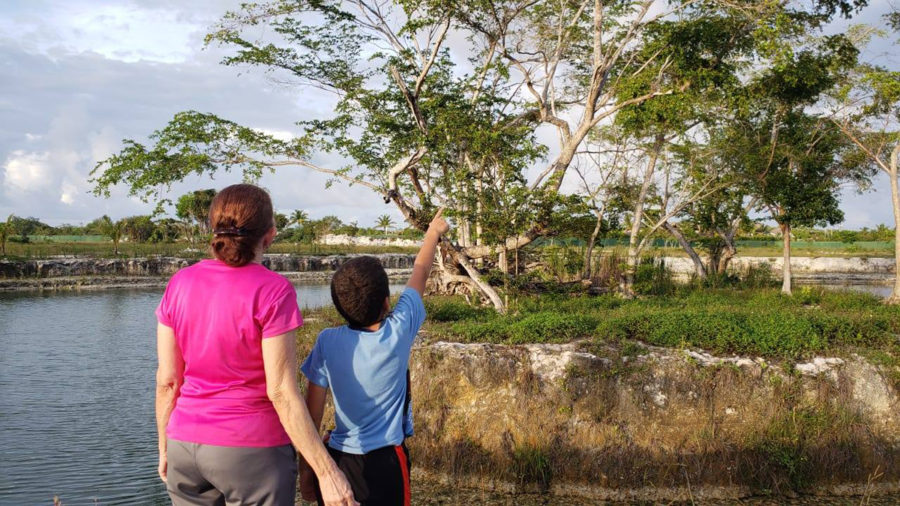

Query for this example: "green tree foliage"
[290,210,308,228]
[376,215,394,235]
[175,189,217,233]
[97,216,126,255]
[0,214,14,255]
[122,215,156,243]
[90,0,873,310]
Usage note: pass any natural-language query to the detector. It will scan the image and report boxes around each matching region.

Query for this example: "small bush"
[633,257,675,296]
[511,444,553,491]
[425,298,491,322]
[741,263,776,288]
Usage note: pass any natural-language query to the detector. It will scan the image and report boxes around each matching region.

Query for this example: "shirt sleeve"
[155,278,176,327]
[257,280,304,338]
[390,287,426,345]
[300,334,329,388]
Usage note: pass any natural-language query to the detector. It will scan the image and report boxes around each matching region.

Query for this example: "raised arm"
[155,322,183,483]
[262,332,358,506]
[407,209,450,296]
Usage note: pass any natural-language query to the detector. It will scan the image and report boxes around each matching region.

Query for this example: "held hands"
[427,208,450,238]
[299,465,317,502]
[318,467,358,506]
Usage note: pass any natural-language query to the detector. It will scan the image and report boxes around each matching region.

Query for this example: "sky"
[0,0,897,229]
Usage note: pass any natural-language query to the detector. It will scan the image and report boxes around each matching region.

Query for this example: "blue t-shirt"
[301,287,426,455]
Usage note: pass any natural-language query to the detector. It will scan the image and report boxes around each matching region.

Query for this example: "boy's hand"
[299,466,317,502]
[427,208,450,237]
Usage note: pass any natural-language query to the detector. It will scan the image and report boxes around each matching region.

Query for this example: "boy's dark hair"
[331,256,390,328]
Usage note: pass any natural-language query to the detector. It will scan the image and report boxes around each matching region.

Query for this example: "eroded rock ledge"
[407,340,900,500]
[0,254,415,291]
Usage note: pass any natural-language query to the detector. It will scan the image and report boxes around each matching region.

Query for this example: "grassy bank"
[427,288,900,360]
[295,286,899,387]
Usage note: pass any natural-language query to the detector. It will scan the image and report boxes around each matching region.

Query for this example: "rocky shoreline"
[405,340,900,501]
[0,254,416,291]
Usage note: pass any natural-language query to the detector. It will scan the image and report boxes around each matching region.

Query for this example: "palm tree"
[99,216,126,255]
[290,210,309,228]
[376,215,393,235]
[0,214,14,256]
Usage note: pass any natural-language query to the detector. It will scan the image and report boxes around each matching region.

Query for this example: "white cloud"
[60,181,78,205]
[3,150,52,192]
[254,128,296,142]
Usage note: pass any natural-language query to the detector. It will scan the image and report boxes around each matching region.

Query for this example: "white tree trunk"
[622,140,662,295]
[888,145,900,304]
[583,212,603,280]
[663,221,706,280]
[781,223,792,295]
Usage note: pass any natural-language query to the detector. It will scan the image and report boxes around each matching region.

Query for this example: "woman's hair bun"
[208,184,274,267]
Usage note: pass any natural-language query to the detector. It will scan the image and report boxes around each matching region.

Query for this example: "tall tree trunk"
[662,221,706,280]
[498,246,508,274]
[439,242,505,312]
[582,212,603,280]
[717,231,738,275]
[781,223,792,295]
[622,136,663,295]
[887,147,900,304]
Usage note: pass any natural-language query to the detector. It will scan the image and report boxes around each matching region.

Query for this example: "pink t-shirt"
[156,259,303,447]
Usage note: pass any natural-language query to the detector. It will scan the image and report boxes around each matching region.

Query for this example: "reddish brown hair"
[208,184,274,267]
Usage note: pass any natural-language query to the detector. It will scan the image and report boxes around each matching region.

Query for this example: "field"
[1,237,893,259]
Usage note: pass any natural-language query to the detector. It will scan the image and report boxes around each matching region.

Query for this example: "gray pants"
[166,439,297,506]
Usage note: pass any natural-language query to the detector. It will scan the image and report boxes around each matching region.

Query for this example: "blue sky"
[0,0,897,229]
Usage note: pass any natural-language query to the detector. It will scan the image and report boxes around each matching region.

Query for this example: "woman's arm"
[262,332,357,506]
[155,323,183,483]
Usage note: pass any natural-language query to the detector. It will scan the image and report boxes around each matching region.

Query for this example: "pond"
[0,282,895,505]
[0,283,402,506]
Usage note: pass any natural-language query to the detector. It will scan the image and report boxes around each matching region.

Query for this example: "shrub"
[633,257,675,296]
[425,298,491,322]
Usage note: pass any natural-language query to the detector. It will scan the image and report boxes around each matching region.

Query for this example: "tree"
[376,215,394,235]
[10,216,46,243]
[827,23,900,301]
[122,215,155,243]
[290,210,309,228]
[98,216,126,255]
[274,213,289,230]
[175,189,217,245]
[0,214,14,256]
[91,0,870,311]
[91,0,708,312]
[175,189,216,233]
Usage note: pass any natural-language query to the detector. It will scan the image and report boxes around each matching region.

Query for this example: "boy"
[299,210,449,506]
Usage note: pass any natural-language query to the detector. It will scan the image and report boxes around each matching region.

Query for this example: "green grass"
[423,287,900,359]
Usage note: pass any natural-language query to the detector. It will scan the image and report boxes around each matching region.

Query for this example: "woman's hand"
[317,467,357,506]
[157,452,167,483]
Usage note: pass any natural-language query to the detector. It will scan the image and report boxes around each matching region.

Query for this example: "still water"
[0,282,895,505]
[0,284,402,506]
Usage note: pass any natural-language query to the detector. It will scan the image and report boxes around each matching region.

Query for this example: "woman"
[154,184,357,506]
